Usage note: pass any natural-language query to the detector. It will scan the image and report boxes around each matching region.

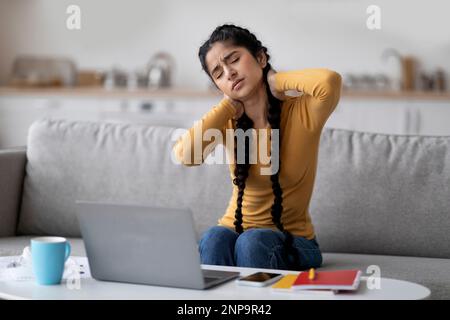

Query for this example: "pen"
[308,268,315,280]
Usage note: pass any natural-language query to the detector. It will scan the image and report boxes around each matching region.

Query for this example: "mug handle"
[64,242,71,261]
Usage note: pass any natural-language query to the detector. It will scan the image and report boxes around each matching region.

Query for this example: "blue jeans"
[198,226,323,271]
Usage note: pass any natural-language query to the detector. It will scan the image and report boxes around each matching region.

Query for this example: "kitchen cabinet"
[326,98,450,135]
[0,97,213,148]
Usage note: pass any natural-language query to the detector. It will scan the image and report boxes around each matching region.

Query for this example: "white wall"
[1,0,449,89]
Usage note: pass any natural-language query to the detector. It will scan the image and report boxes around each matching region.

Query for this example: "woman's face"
[205,41,267,100]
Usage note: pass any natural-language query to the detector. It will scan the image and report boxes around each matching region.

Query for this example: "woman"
[173,24,342,271]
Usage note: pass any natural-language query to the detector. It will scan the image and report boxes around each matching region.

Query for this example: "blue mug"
[31,237,71,285]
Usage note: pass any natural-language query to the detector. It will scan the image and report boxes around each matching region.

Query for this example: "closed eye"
[215,58,239,79]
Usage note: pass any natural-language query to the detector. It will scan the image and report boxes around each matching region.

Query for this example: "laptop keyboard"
[204,276,220,283]
[202,270,225,283]
[203,269,224,277]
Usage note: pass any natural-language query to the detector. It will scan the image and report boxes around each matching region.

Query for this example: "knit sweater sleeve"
[274,68,342,131]
[172,98,236,166]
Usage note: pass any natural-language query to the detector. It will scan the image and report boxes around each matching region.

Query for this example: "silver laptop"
[75,201,240,289]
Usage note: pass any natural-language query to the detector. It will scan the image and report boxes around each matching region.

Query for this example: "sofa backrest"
[310,128,450,259]
[18,119,450,259]
[17,119,232,241]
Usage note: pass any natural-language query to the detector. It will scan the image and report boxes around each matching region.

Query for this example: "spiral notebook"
[293,269,362,291]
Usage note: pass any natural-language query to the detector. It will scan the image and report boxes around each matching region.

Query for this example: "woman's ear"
[257,50,267,68]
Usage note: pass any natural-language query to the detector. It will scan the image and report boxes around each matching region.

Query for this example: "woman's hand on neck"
[267,68,289,101]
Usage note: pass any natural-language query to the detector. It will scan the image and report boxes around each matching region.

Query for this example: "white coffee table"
[0,256,430,300]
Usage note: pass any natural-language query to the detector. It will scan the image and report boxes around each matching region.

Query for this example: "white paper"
[0,247,91,282]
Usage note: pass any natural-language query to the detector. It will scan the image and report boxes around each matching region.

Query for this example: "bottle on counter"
[435,68,446,92]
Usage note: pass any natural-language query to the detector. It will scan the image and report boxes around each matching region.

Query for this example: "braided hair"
[198,24,300,270]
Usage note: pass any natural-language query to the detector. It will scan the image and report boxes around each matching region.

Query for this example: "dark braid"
[233,113,253,234]
[263,64,301,270]
[198,24,300,270]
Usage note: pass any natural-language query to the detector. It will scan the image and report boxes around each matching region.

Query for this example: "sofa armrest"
[0,147,27,237]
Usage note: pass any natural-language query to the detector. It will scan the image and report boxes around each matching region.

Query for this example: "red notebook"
[292,269,362,292]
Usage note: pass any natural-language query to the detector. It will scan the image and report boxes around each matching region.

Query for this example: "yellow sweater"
[173,68,342,239]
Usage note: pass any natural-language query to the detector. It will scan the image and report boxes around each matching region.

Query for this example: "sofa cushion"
[310,128,450,259]
[17,119,231,238]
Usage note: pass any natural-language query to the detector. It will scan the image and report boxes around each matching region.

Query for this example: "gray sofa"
[1,119,449,299]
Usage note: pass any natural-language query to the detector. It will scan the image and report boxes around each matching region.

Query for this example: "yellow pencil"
[308,268,315,280]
